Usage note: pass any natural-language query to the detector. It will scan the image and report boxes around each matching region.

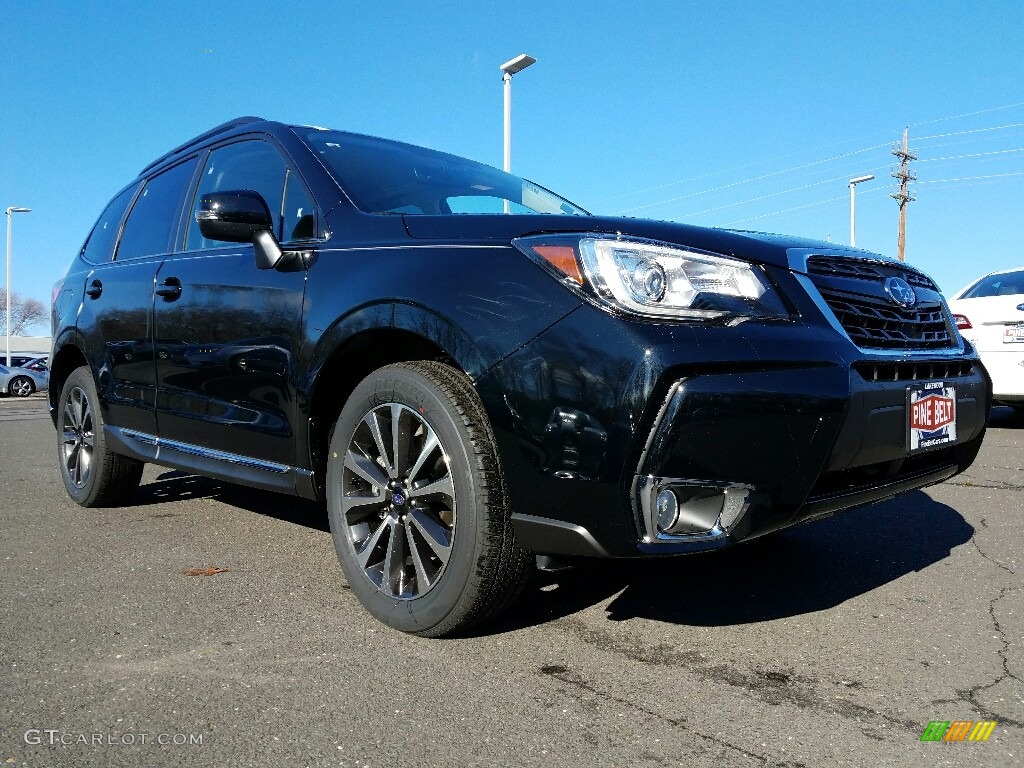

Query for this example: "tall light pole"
[5,206,31,367]
[500,53,536,175]
[848,175,874,247]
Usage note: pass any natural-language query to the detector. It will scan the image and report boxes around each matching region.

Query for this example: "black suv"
[51,117,989,636]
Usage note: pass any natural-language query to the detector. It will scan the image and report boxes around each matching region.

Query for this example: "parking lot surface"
[1,393,1021,767]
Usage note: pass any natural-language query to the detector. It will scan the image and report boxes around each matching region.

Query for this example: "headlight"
[514,234,788,321]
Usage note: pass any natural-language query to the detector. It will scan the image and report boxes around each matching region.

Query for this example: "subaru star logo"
[884,276,917,308]
[1017,303,1024,312]
[391,491,406,506]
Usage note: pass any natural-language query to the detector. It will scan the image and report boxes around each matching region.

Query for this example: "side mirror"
[195,190,284,270]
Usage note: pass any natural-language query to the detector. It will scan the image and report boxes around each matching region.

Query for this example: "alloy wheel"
[10,377,33,397]
[340,403,455,599]
[61,386,95,489]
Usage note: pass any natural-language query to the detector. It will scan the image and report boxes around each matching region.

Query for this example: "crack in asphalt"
[950,586,1024,730]
[971,516,1017,576]
[554,616,919,738]
[538,663,804,768]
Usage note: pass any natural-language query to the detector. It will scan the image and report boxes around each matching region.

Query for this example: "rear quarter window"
[80,183,140,264]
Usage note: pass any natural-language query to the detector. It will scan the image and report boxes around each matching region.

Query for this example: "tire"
[326,361,530,637]
[9,376,34,397]
[56,367,144,507]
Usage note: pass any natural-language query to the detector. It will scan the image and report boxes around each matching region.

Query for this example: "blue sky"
[2,1,1023,331]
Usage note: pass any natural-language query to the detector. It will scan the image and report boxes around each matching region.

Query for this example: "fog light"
[656,489,679,532]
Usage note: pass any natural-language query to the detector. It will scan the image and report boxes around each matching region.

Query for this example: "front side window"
[80,182,140,264]
[186,140,288,250]
[300,129,589,217]
[116,160,197,260]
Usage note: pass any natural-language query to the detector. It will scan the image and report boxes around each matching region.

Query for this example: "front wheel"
[56,367,144,507]
[9,376,34,397]
[326,361,529,637]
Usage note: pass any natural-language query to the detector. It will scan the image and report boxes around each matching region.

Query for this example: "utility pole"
[890,127,916,262]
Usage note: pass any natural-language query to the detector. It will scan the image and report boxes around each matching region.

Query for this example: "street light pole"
[500,53,537,175]
[848,175,874,247]
[5,206,31,368]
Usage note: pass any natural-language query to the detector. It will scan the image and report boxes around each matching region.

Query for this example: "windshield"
[298,129,589,217]
[961,270,1024,298]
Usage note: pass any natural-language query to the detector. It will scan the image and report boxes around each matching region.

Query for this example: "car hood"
[401,214,852,271]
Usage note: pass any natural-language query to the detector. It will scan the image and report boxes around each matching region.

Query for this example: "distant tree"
[0,289,47,335]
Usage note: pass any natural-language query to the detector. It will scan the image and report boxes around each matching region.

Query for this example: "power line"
[917,147,1024,163]
[917,171,1024,184]
[909,101,1024,128]
[615,143,890,215]
[674,169,887,220]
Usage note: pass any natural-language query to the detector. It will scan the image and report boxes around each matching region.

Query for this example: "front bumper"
[478,301,989,559]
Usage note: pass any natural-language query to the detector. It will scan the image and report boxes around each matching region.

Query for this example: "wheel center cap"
[391,490,407,507]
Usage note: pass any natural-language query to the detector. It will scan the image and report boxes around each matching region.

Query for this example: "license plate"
[1003,325,1024,343]
[907,382,957,454]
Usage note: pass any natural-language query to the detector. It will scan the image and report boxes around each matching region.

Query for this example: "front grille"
[853,360,974,382]
[807,256,938,291]
[818,288,953,349]
[805,256,954,350]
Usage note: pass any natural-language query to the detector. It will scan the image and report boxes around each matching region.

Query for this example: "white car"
[0,364,50,397]
[948,267,1024,410]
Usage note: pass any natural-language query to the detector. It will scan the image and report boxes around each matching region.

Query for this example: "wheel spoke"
[381,516,408,595]
[406,428,439,485]
[363,410,395,478]
[405,517,434,590]
[391,404,412,477]
[409,474,455,503]
[407,508,453,564]
[344,449,389,490]
[355,518,390,570]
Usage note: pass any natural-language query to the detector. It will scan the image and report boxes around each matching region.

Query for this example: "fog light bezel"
[634,475,754,543]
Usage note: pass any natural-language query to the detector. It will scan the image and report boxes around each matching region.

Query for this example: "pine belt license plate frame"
[907,381,958,454]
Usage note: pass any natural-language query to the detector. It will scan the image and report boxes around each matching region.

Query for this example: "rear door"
[152,138,317,467]
[77,159,197,435]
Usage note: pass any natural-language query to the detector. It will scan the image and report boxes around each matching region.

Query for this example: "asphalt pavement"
[1,393,1021,767]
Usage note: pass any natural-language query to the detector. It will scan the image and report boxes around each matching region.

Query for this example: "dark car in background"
[50,117,989,636]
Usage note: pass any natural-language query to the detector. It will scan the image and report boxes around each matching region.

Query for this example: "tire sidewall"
[327,366,485,634]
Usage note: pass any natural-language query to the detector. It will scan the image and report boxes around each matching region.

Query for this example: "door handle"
[156,277,182,301]
[85,279,102,299]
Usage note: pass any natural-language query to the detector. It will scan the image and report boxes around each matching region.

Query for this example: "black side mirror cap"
[196,190,274,243]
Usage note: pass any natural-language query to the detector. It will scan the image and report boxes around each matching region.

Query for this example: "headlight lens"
[515,235,788,320]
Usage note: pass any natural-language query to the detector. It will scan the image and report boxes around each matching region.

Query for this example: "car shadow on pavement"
[487,490,973,633]
[132,470,329,532]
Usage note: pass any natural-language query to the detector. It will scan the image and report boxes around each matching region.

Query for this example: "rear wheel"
[57,367,144,507]
[9,376,34,397]
[326,361,529,637]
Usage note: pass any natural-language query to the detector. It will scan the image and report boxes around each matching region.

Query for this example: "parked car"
[0,364,49,397]
[948,267,1024,411]
[2,355,40,370]
[50,117,989,636]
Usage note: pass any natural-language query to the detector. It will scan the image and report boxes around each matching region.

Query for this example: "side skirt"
[106,426,318,499]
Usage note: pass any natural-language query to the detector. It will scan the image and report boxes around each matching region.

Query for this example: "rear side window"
[186,140,288,250]
[116,159,197,260]
[80,183,140,264]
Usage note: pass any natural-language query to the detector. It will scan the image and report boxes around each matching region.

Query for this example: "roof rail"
[139,116,266,175]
